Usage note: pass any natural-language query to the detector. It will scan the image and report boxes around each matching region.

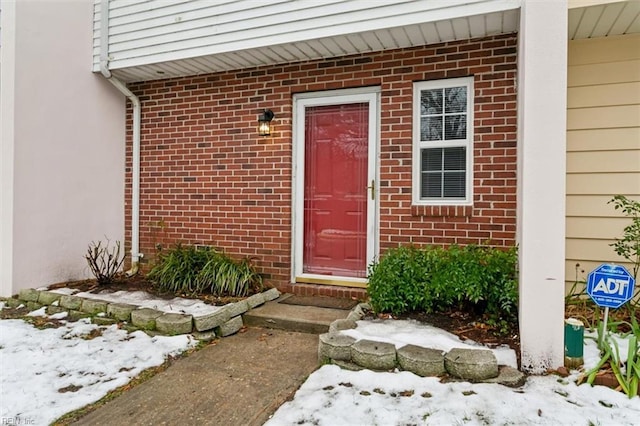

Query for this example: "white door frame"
[291,87,380,286]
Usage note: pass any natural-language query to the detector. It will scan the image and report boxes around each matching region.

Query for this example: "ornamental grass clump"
[367,244,518,332]
[147,244,210,294]
[197,254,262,297]
[147,244,262,297]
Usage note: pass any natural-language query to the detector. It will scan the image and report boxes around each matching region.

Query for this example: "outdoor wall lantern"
[258,109,275,136]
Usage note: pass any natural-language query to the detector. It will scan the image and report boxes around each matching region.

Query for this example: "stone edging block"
[131,308,164,330]
[193,307,231,332]
[8,287,337,342]
[5,298,23,308]
[317,301,524,388]
[18,289,40,302]
[218,315,243,337]
[484,366,527,387]
[59,295,83,310]
[226,300,249,317]
[246,292,266,309]
[27,302,42,311]
[37,291,61,305]
[318,333,356,363]
[346,303,370,322]
[445,348,499,381]
[192,330,217,342]
[156,313,193,335]
[107,303,137,321]
[69,310,92,321]
[397,345,445,377]
[81,299,109,315]
[262,288,280,301]
[93,317,118,326]
[351,339,397,371]
[329,318,357,334]
[47,306,67,315]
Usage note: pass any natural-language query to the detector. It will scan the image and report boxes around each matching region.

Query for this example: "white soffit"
[110,9,520,83]
[569,0,640,39]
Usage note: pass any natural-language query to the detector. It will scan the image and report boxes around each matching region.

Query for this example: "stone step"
[243,299,349,334]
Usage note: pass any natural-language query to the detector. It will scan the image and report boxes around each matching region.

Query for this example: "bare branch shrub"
[85,240,125,285]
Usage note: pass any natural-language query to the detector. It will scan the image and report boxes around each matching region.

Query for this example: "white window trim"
[412,77,474,206]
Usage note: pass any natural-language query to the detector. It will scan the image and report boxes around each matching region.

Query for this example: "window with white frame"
[412,77,473,205]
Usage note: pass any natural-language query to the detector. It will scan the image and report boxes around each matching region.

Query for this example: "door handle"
[367,180,375,200]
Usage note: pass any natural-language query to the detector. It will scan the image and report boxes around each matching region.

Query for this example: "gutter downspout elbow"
[100,0,141,275]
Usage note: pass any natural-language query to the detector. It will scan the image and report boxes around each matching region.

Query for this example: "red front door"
[303,103,369,278]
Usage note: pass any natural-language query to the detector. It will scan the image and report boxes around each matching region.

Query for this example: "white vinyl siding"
[565,34,640,291]
[413,77,474,205]
[93,0,520,81]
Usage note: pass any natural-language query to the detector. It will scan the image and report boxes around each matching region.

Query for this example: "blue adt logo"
[586,264,635,309]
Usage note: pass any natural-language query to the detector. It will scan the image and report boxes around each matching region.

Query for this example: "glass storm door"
[294,90,378,286]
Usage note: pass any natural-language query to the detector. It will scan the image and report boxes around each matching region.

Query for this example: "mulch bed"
[45,274,521,364]
[47,275,249,306]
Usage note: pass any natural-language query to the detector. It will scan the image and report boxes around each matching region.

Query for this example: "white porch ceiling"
[111,9,520,83]
[569,0,640,39]
[108,1,640,83]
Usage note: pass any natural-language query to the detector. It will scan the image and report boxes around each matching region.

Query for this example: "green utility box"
[564,318,584,369]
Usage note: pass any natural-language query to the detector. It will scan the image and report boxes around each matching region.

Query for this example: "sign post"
[586,264,636,348]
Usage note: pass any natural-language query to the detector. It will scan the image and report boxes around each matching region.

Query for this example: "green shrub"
[147,244,262,297]
[367,244,518,329]
[366,246,425,314]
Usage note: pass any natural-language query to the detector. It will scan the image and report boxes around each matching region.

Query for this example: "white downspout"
[99,0,142,274]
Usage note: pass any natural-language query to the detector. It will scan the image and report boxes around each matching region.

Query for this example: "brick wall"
[125,34,518,294]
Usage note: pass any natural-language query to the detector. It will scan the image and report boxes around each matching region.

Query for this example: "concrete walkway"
[74,327,319,426]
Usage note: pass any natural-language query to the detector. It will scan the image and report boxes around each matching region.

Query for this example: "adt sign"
[586,264,635,309]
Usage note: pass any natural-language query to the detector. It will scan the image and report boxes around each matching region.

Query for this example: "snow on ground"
[45,287,77,295]
[343,319,518,368]
[584,329,633,365]
[265,364,640,426]
[267,320,639,426]
[50,288,221,316]
[2,301,638,426]
[0,308,197,425]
